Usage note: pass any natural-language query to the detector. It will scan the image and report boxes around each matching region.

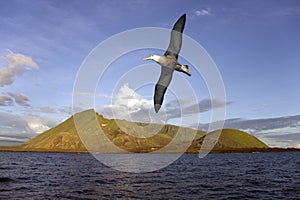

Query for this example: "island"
[1,110,299,154]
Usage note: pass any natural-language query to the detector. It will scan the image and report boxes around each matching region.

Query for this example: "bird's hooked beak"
[143,56,152,60]
[181,65,192,76]
[184,71,192,77]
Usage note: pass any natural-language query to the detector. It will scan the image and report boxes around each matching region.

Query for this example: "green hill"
[4,109,271,153]
[188,129,269,153]
[204,129,268,149]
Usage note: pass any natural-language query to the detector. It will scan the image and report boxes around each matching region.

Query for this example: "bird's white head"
[143,54,161,62]
[180,65,192,76]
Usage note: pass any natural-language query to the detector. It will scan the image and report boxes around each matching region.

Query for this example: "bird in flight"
[143,13,191,113]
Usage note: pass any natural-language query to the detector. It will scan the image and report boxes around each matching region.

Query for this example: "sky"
[0,0,299,148]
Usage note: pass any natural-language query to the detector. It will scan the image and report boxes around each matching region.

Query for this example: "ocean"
[0,152,299,199]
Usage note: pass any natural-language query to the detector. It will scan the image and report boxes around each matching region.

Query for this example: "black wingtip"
[154,104,161,113]
[179,13,186,20]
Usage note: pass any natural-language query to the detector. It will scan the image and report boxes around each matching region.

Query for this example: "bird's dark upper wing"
[154,66,174,113]
[164,13,186,59]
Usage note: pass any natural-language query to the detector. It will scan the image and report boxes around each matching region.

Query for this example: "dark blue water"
[0,152,299,199]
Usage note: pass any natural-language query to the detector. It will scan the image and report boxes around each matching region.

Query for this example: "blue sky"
[0,0,300,148]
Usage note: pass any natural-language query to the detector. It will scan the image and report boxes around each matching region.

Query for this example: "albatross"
[143,13,191,113]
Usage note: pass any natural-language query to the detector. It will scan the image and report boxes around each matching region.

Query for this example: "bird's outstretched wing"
[164,13,186,59]
[154,66,174,112]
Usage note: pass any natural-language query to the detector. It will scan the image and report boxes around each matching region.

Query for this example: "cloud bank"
[196,115,300,148]
[0,111,58,138]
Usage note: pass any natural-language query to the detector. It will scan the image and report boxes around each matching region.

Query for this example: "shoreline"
[0,147,299,154]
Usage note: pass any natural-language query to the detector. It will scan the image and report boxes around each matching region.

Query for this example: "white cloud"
[6,49,38,69]
[193,8,213,17]
[113,84,152,110]
[0,50,38,107]
[106,84,153,120]
[98,84,167,124]
[0,64,23,86]
[0,50,38,87]
[27,120,51,134]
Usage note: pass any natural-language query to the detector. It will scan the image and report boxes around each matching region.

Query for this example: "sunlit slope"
[215,129,268,149]
[21,116,86,151]
[191,129,268,153]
